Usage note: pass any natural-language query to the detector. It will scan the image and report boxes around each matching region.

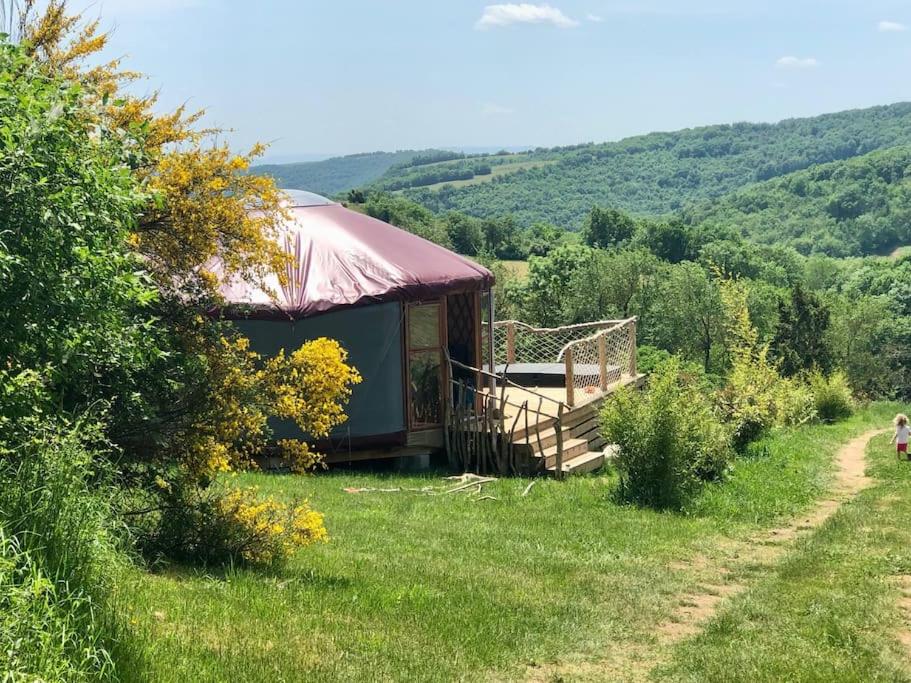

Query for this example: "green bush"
[809,371,855,422]
[601,358,733,509]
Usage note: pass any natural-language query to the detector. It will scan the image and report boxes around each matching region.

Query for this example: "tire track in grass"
[655,429,880,644]
[524,429,884,682]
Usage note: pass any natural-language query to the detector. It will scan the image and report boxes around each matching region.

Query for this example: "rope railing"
[483,318,638,407]
[562,319,637,406]
[485,320,625,367]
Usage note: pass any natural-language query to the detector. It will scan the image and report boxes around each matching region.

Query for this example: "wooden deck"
[455,372,644,476]
[478,373,643,421]
[447,318,642,477]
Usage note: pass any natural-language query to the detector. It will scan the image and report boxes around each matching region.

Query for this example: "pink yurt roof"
[213,191,494,320]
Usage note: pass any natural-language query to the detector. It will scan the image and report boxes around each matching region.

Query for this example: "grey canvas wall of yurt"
[212,190,495,463]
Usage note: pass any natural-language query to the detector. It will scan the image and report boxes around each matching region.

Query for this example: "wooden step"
[511,396,606,441]
[547,450,605,476]
[540,437,589,468]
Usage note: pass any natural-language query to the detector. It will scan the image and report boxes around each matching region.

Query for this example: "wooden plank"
[565,347,575,408]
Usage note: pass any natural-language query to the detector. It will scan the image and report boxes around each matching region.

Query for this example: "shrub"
[601,358,733,510]
[809,371,855,422]
[138,481,327,568]
[716,276,816,449]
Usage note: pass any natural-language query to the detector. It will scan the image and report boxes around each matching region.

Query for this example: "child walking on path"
[892,414,910,460]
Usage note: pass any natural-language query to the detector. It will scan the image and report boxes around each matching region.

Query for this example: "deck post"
[555,403,565,481]
[598,333,608,392]
[628,318,638,377]
[487,289,497,396]
[506,321,516,364]
[565,346,575,407]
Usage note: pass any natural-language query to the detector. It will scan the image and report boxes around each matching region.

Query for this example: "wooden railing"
[561,318,638,407]
[444,356,567,479]
[484,318,639,407]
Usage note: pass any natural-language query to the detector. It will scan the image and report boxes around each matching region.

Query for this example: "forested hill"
[393,102,911,228]
[252,150,426,196]
[683,145,911,257]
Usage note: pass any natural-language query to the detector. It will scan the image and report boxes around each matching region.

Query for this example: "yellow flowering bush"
[266,338,363,437]
[218,487,327,566]
[14,2,352,568]
[176,334,360,479]
[134,330,360,565]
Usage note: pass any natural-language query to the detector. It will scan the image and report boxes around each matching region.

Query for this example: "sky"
[67,0,911,162]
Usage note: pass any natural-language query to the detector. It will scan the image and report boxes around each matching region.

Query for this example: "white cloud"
[775,56,820,69]
[586,13,603,22]
[475,4,579,30]
[481,102,515,116]
[878,20,907,32]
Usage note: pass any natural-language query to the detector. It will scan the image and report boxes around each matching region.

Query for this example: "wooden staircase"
[512,397,611,476]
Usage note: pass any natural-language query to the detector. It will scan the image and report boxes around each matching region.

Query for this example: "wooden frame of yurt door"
[404,298,449,433]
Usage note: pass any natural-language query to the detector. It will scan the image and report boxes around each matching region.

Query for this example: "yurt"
[213,190,495,462]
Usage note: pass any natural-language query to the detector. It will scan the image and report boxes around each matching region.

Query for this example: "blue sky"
[73,0,911,161]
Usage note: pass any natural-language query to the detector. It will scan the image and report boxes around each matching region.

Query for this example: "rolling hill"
[683,144,911,257]
[399,103,911,228]
[252,150,425,196]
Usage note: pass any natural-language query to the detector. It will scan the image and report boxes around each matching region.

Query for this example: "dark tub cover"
[213,190,494,320]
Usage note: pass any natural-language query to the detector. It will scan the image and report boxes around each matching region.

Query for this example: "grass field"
[119,403,904,682]
[498,259,530,281]
[417,159,555,192]
[659,432,911,681]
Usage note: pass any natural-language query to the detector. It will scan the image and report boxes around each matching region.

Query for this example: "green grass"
[658,430,911,681]
[119,403,901,682]
[497,259,530,281]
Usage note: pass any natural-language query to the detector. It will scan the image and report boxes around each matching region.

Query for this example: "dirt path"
[525,429,884,682]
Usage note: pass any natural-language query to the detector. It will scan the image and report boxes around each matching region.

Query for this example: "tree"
[598,248,663,319]
[523,245,601,326]
[826,294,899,397]
[482,215,527,260]
[650,263,724,372]
[525,221,563,256]
[635,218,693,263]
[582,206,636,249]
[444,212,484,255]
[771,285,832,376]
[364,192,451,247]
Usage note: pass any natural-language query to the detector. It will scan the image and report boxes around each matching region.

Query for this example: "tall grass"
[0,419,125,681]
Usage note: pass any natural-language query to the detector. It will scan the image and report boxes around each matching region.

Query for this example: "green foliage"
[363,192,452,247]
[826,294,910,398]
[649,262,724,372]
[582,206,636,248]
[716,278,816,448]
[633,217,695,263]
[0,417,123,682]
[684,145,911,256]
[372,159,493,191]
[636,345,672,375]
[601,359,733,509]
[393,103,911,228]
[520,245,603,326]
[771,285,832,376]
[809,371,855,422]
[0,40,154,417]
[443,211,484,255]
